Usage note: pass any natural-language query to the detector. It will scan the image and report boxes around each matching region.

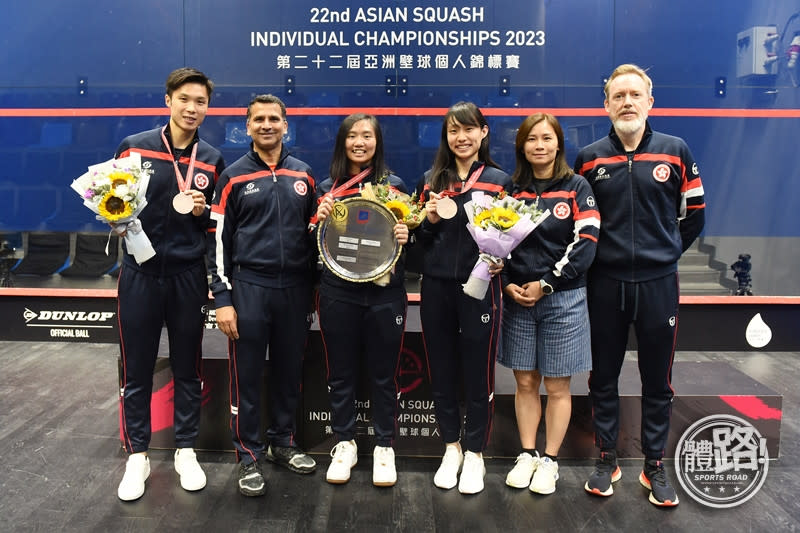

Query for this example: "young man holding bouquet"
[208,95,318,497]
[575,64,706,507]
[115,67,225,501]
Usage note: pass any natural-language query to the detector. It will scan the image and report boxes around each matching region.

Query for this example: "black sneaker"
[584,450,622,497]
[639,459,679,507]
[266,445,317,474]
[238,459,266,497]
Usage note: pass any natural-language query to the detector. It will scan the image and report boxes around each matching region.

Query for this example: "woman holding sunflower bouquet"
[500,113,600,495]
[415,102,512,495]
[314,113,409,487]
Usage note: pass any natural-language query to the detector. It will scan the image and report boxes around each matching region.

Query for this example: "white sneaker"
[117,453,150,501]
[174,448,207,491]
[326,440,358,484]
[506,451,541,488]
[433,443,463,490]
[458,451,486,495]
[529,457,559,494]
[373,446,397,487]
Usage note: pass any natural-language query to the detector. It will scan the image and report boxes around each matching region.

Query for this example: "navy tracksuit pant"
[228,280,312,465]
[420,276,502,453]
[587,271,679,459]
[117,262,208,453]
[317,293,405,447]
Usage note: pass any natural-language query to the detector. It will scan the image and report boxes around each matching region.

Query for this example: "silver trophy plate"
[317,197,401,282]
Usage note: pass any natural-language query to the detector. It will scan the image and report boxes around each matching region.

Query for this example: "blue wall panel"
[0,0,799,238]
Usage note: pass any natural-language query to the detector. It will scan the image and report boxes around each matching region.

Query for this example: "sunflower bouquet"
[462,190,550,299]
[361,182,426,229]
[70,152,155,264]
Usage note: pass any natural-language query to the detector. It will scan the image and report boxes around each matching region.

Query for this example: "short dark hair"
[247,94,287,120]
[165,67,214,101]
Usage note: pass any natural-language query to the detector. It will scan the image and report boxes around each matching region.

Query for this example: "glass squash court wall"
[1,0,799,293]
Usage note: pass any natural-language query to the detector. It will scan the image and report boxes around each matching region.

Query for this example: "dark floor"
[1,341,799,532]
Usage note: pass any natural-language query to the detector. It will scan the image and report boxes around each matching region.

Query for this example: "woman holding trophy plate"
[415,102,512,495]
[314,113,409,487]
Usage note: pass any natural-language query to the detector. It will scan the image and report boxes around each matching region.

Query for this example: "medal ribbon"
[440,164,485,198]
[328,166,373,199]
[161,126,198,193]
[308,167,373,230]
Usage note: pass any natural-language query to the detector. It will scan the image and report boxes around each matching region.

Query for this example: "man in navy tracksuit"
[574,64,705,507]
[208,95,317,497]
[115,68,225,501]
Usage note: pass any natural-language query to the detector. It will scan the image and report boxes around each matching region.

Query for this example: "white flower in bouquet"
[70,152,156,264]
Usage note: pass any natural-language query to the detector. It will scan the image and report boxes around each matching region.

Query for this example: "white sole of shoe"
[530,484,556,495]
[506,476,533,489]
[117,462,150,502]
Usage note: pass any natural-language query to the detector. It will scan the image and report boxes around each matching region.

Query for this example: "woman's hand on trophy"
[394,222,409,245]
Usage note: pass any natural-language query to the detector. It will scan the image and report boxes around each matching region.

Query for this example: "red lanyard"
[160,126,198,192]
[328,167,373,199]
[308,167,373,230]
[441,164,485,197]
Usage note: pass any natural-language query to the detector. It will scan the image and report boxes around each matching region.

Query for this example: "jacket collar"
[163,123,199,150]
[250,143,289,169]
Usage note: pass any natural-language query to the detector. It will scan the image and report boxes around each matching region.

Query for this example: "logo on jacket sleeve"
[553,201,571,219]
[193,173,210,189]
[294,181,308,196]
[653,164,671,183]
[692,163,699,175]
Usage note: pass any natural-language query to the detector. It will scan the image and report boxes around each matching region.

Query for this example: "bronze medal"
[436,196,458,219]
[172,192,194,214]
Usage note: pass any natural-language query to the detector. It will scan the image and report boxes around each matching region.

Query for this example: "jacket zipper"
[628,152,636,277]
[272,169,285,277]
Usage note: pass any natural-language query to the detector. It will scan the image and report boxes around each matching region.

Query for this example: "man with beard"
[574,64,706,507]
[208,94,317,496]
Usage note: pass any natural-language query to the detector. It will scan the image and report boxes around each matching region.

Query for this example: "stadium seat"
[60,233,120,277]
[11,231,71,276]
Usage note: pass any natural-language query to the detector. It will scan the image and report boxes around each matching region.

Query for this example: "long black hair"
[329,113,390,182]
[428,101,500,193]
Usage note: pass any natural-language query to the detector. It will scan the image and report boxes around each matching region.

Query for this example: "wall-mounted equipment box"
[737,25,778,77]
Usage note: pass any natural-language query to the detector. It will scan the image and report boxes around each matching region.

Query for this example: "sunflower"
[474,208,493,228]
[98,191,133,221]
[107,170,135,189]
[384,199,410,220]
[490,207,520,230]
